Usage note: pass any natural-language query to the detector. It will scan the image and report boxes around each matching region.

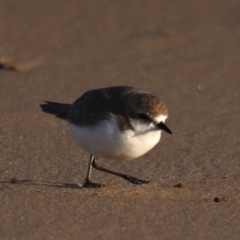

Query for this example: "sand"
[1,1,240,239]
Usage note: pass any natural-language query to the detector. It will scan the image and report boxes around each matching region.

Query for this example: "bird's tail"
[40,101,72,120]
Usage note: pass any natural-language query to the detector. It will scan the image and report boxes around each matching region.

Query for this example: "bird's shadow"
[0,179,83,189]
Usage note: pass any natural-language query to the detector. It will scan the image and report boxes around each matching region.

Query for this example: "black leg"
[83,155,105,188]
[92,158,150,185]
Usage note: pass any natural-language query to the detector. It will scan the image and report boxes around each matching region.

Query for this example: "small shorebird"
[40,86,172,187]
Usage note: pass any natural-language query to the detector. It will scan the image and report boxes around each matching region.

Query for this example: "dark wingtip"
[40,101,50,111]
[39,101,72,120]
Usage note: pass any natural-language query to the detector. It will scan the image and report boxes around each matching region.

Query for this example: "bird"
[40,86,172,187]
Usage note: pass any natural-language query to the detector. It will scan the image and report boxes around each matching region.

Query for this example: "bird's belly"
[68,118,161,160]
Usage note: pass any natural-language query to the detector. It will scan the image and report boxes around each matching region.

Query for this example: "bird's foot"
[122,174,150,185]
[83,179,106,188]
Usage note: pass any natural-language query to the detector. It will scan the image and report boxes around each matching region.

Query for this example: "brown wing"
[67,86,137,126]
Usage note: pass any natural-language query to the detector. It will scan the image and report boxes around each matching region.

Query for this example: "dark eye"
[138,113,150,121]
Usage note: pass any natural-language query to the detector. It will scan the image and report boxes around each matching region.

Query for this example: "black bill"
[157,122,172,134]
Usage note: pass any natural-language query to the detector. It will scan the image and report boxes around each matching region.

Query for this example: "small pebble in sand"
[174,183,183,188]
[214,197,221,202]
[222,197,228,202]
[11,178,18,183]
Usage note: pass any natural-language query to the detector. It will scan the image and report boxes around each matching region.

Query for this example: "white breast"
[68,115,162,161]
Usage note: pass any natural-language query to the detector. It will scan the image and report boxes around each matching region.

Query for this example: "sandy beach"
[1,1,240,239]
